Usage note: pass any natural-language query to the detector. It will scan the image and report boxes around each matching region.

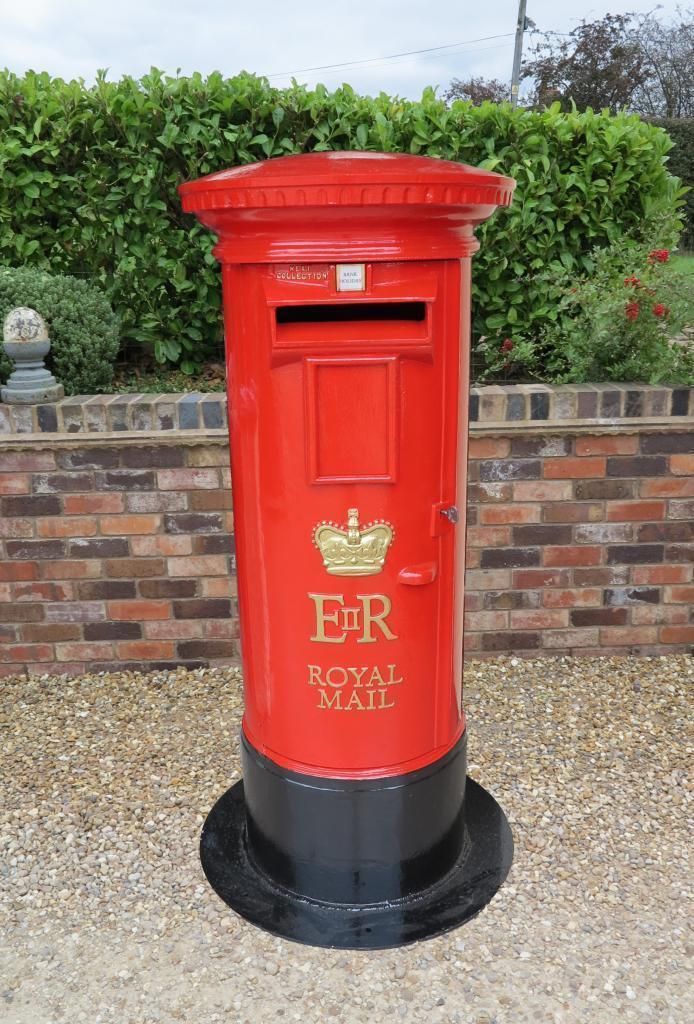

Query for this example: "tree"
[521,12,648,112]
[630,7,694,118]
[444,76,510,105]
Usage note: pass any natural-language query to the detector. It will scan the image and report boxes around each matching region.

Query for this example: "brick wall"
[0,442,238,676]
[464,431,693,657]
[0,387,691,675]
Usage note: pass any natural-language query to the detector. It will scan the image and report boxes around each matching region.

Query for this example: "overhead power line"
[265,33,515,79]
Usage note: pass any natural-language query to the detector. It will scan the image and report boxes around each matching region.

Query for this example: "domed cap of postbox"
[179,152,515,263]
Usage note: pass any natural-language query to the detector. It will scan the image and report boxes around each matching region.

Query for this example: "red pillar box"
[180,153,515,949]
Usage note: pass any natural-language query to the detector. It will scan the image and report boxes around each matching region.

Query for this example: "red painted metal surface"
[180,153,514,779]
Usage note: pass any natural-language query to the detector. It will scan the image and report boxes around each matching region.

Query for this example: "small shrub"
[523,242,694,384]
[0,267,119,394]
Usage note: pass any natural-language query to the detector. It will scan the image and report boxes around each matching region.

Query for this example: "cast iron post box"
[180,152,515,949]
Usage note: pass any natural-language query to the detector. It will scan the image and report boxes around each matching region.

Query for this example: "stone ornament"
[1,306,64,405]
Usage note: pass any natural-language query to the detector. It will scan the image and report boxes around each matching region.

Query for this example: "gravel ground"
[1,655,692,1024]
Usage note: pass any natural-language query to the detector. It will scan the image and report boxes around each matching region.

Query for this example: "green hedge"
[0,267,119,393]
[0,69,684,374]
[650,119,694,250]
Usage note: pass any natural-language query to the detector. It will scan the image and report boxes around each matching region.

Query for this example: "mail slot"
[180,152,516,949]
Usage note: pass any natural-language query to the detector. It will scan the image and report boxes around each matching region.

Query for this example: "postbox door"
[225,259,468,778]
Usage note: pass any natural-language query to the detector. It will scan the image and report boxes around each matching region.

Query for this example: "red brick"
[543,589,602,608]
[205,619,239,639]
[600,626,658,646]
[467,482,514,504]
[510,609,568,629]
[21,623,82,642]
[512,569,570,589]
[468,437,511,459]
[0,473,30,494]
[542,502,602,523]
[100,514,161,535]
[464,569,511,591]
[189,490,233,511]
[465,549,480,569]
[143,620,203,640]
[109,600,171,621]
[481,631,540,651]
[573,567,628,586]
[544,457,606,479]
[479,505,540,525]
[168,555,230,577]
[671,454,694,476]
[0,452,55,471]
[513,481,572,502]
[575,435,638,456]
[464,611,508,631]
[200,577,237,598]
[631,605,688,626]
[56,642,115,661]
[466,526,512,548]
[64,494,124,515]
[172,598,232,619]
[117,640,176,660]
[542,628,600,649]
[41,560,102,579]
[186,447,230,467]
[130,535,192,557]
[36,517,97,538]
[0,603,44,622]
[640,478,694,498]
[631,565,690,585]
[0,585,9,602]
[177,639,236,659]
[104,558,166,578]
[12,581,72,602]
[2,495,61,517]
[660,625,694,644]
[158,468,219,490]
[666,585,694,603]
[45,602,105,623]
[607,500,666,522]
[669,499,694,521]
[0,562,40,582]
[0,518,34,539]
[544,546,602,567]
[0,643,53,663]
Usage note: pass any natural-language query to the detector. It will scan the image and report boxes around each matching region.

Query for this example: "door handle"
[398,562,438,586]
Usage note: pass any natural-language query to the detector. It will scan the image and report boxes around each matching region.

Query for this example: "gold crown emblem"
[313,508,394,577]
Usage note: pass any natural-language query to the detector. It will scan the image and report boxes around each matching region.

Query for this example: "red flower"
[624,275,640,287]
[501,338,514,353]
[652,303,668,318]
[648,249,669,263]
[625,301,640,321]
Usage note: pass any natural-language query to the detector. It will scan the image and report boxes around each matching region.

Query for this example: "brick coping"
[0,383,691,438]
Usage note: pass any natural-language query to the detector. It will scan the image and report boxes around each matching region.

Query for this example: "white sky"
[0,0,686,99]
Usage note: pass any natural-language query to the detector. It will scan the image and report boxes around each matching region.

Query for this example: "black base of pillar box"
[199,733,513,950]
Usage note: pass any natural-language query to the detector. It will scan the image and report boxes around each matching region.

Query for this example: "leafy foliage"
[651,118,694,250]
[0,69,684,381]
[532,242,694,385]
[0,267,119,393]
[444,77,511,106]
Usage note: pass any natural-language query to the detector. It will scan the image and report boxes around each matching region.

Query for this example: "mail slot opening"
[276,301,427,324]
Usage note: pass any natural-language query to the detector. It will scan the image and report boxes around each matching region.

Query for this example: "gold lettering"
[377,688,396,709]
[344,690,365,711]
[307,664,323,686]
[386,664,403,686]
[318,689,343,710]
[309,593,346,643]
[368,666,386,687]
[340,606,361,632]
[325,666,349,688]
[346,666,368,688]
[356,594,397,644]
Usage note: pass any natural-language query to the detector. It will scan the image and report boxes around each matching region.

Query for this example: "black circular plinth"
[199,777,513,950]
